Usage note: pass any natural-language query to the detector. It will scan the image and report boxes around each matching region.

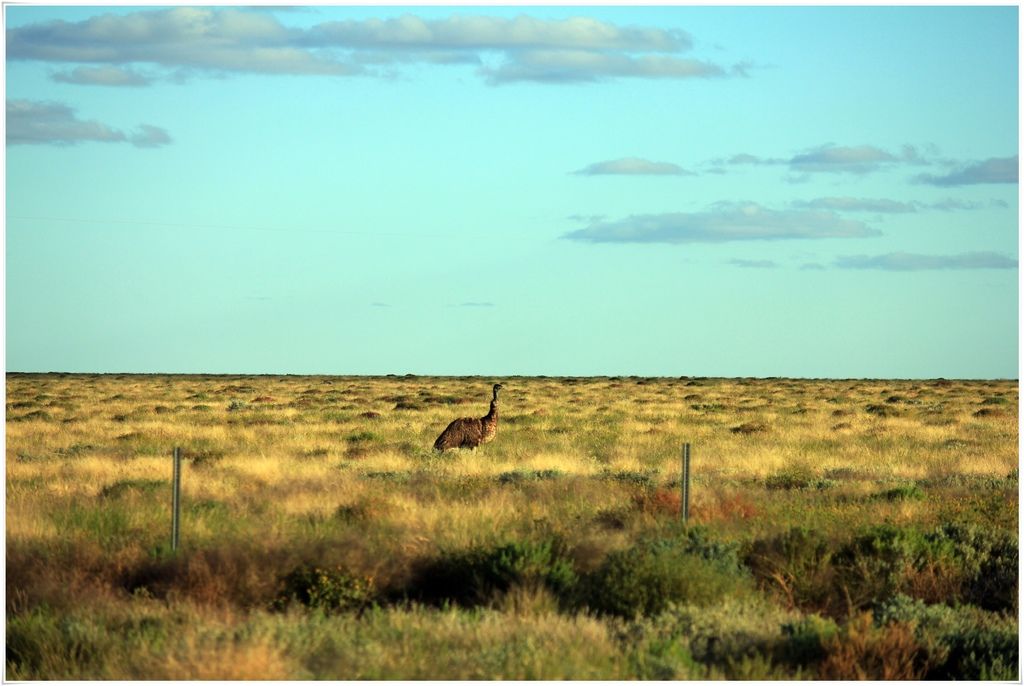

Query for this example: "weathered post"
[171,446,181,552]
[681,442,691,524]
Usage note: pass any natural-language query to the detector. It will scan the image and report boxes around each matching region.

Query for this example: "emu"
[433,383,503,451]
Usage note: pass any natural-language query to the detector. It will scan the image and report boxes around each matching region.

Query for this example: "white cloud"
[835,251,1017,270]
[789,144,898,174]
[7,8,734,85]
[563,202,879,244]
[574,157,692,176]
[8,8,359,77]
[794,197,916,213]
[51,65,152,86]
[129,124,172,148]
[915,156,1018,186]
[7,99,169,148]
[482,49,728,84]
[307,14,689,52]
[7,99,126,145]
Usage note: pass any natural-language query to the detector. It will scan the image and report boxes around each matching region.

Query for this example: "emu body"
[433,383,503,451]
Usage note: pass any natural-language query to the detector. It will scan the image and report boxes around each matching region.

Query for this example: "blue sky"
[5,5,1019,377]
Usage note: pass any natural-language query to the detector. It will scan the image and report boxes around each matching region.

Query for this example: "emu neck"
[484,398,498,421]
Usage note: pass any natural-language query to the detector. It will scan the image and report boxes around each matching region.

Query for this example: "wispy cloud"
[709,144,934,177]
[8,8,736,86]
[794,197,916,213]
[129,124,172,148]
[51,65,153,87]
[928,198,1006,211]
[6,99,169,148]
[9,8,357,79]
[702,152,785,175]
[716,152,786,166]
[730,259,778,268]
[789,144,902,174]
[562,202,879,244]
[307,14,689,51]
[7,100,124,145]
[481,50,730,84]
[835,251,1018,271]
[574,157,692,176]
[914,156,1018,186]
[795,196,1004,214]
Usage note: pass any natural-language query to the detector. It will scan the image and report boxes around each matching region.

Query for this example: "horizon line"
[4,371,1018,382]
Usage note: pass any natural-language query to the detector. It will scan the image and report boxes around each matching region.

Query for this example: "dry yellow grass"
[7,374,1018,547]
[5,373,1018,679]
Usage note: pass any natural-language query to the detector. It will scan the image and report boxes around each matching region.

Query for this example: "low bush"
[745,522,1017,616]
[865,404,900,417]
[875,594,1019,680]
[6,607,116,679]
[818,612,941,680]
[926,523,1018,613]
[407,539,577,607]
[579,528,749,618]
[764,465,815,490]
[877,484,926,502]
[777,614,840,666]
[616,596,800,678]
[633,487,682,516]
[274,564,374,613]
[123,546,288,608]
[831,524,962,611]
[744,527,837,614]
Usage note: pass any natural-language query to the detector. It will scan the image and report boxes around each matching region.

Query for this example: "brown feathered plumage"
[433,383,503,451]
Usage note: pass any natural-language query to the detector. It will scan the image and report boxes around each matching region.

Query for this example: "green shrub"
[626,634,704,679]
[580,530,750,618]
[408,538,577,607]
[877,484,926,502]
[833,524,954,611]
[778,614,840,665]
[6,608,119,679]
[618,596,799,677]
[765,465,815,490]
[875,594,1019,679]
[346,431,381,443]
[865,403,899,417]
[746,523,1016,616]
[274,564,374,613]
[926,523,1018,613]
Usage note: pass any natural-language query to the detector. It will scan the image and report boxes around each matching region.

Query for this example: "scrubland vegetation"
[6,373,1019,679]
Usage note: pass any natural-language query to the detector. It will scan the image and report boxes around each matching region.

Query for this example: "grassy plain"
[5,373,1019,679]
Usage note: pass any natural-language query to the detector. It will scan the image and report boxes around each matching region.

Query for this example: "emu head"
[492,383,503,400]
